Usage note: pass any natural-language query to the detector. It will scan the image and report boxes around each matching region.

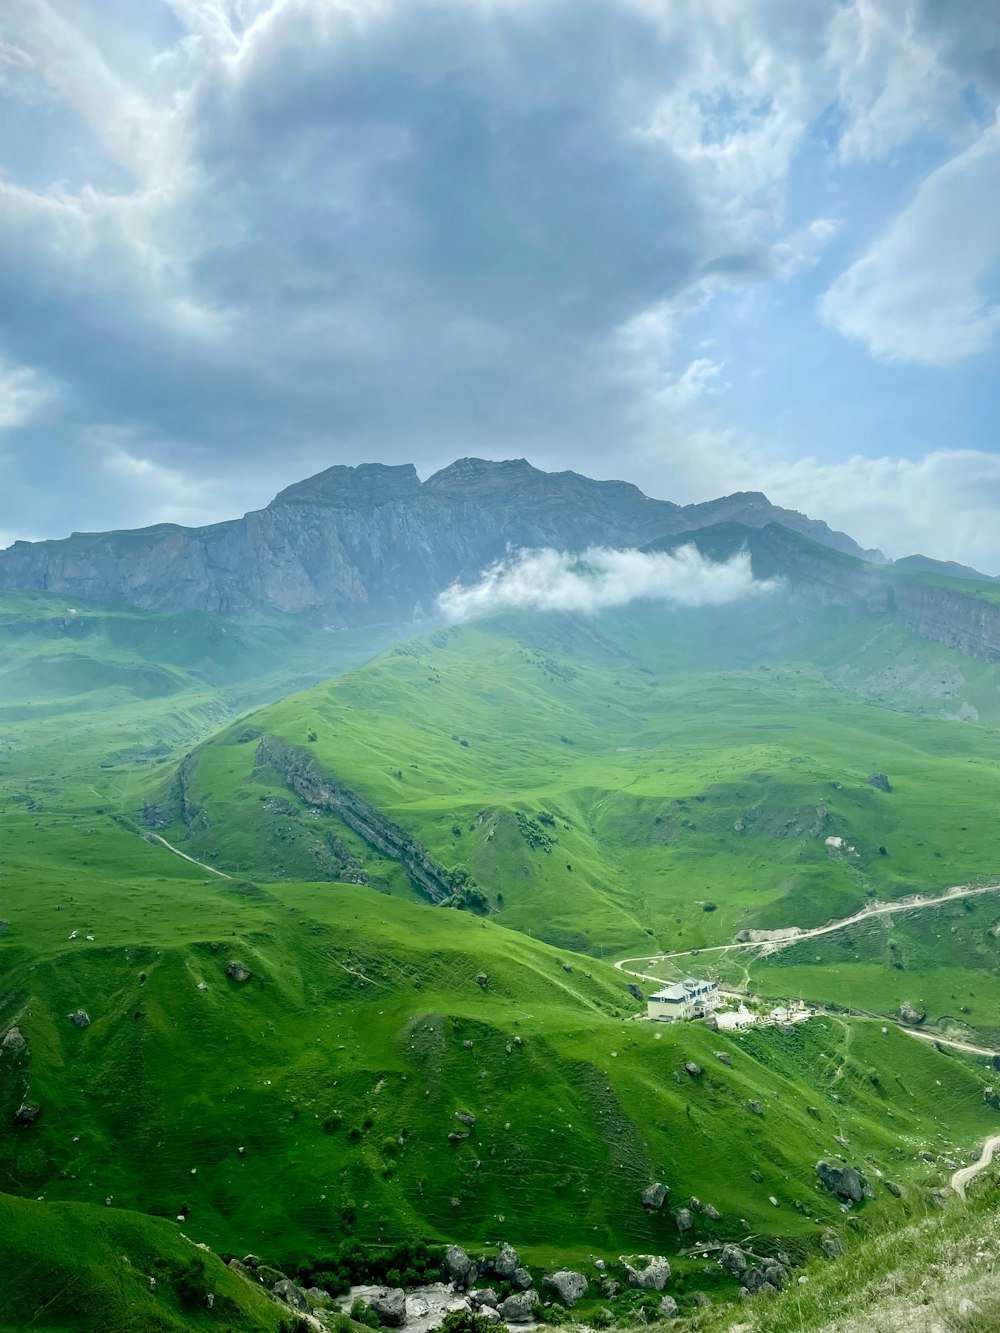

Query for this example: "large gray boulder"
[68,1010,90,1028]
[225,960,252,982]
[642,1182,668,1211]
[900,1001,925,1025]
[511,1268,533,1291]
[445,1246,475,1288]
[498,1290,537,1323]
[720,1245,748,1277]
[14,1102,40,1125]
[816,1161,863,1202]
[674,1208,693,1233]
[658,1296,678,1318]
[493,1242,520,1279]
[272,1279,311,1313]
[544,1271,588,1306]
[469,1288,499,1309]
[368,1288,407,1327]
[622,1256,671,1291]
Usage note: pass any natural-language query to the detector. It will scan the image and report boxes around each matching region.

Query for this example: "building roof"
[650,977,715,1001]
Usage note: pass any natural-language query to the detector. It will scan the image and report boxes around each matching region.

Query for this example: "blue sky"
[1,0,999,565]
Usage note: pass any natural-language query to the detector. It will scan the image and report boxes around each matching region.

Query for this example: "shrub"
[438,1311,500,1333]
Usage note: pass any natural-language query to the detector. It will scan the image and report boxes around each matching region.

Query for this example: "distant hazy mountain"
[894,554,998,584]
[0,457,883,624]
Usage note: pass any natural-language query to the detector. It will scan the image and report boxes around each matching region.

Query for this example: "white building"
[647,977,719,1022]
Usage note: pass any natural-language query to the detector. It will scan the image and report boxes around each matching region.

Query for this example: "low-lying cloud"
[437,545,773,622]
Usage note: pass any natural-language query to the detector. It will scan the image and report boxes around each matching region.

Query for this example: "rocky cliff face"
[0,457,881,626]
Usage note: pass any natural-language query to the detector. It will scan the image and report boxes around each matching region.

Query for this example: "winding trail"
[145,832,233,880]
[951,1135,1000,1198]
[614,879,1000,979]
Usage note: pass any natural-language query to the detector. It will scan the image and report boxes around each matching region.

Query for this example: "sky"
[1,0,999,566]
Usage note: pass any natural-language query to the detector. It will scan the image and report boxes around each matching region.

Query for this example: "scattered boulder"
[674,1208,693,1233]
[368,1288,407,1326]
[815,1161,863,1202]
[448,1131,469,1143]
[14,1102,40,1126]
[884,1181,903,1198]
[626,983,643,1002]
[544,1271,587,1306]
[715,1051,732,1067]
[455,1110,476,1126]
[899,1001,926,1026]
[820,1231,844,1259]
[225,960,252,983]
[658,1296,678,1318]
[641,1182,668,1211]
[684,1061,702,1078]
[622,1256,671,1291]
[748,1100,763,1116]
[868,773,892,793]
[702,1203,721,1221]
[493,1243,520,1279]
[928,1189,950,1209]
[445,1246,475,1287]
[241,1256,261,1270]
[760,1259,788,1290]
[475,973,488,989]
[477,1307,501,1324]
[307,1288,333,1309]
[691,1292,711,1308]
[720,1246,748,1277]
[462,1040,473,1050]
[498,1291,537,1323]
[511,1268,533,1291]
[68,1010,90,1028]
[1,1026,26,1053]
[469,1289,499,1309]
[271,1279,311,1313]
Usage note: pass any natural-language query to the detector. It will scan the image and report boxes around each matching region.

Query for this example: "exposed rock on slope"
[0,458,880,625]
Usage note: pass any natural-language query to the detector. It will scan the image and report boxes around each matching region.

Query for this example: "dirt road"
[145,832,233,880]
[951,1134,1000,1198]
[614,880,1000,979]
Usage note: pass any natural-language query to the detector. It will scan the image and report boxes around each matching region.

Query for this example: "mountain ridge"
[0,457,882,625]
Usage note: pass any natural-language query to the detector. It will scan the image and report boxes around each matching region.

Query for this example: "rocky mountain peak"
[423,457,542,495]
[269,462,421,509]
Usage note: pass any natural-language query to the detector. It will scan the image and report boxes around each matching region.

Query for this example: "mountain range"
[0,457,885,623]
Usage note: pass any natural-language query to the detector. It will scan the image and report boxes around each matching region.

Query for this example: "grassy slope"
[172,598,1000,963]
[3,867,998,1281]
[0,1191,286,1333]
[692,1166,1000,1333]
[4,586,1000,1311]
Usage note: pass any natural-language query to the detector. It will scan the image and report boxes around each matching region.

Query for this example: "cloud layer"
[437,545,772,621]
[0,1,998,564]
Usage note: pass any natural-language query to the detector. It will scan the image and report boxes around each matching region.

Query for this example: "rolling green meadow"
[5,585,1000,1329]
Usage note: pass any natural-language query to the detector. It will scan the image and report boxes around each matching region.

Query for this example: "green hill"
[0,1191,287,1333]
[5,586,1000,1322]
[164,598,1000,964]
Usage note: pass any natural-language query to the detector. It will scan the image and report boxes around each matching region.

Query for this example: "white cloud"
[828,0,968,162]
[820,122,1000,363]
[437,544,773,622]
[0,356,53,430]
